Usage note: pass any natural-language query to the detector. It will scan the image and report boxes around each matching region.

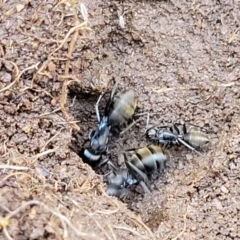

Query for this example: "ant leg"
[88,129,95,140]
[139,181,152,195]
[124,145,149,152]
[106,183,129,199]
[160,142,169,150]
[95,92,105,123]
[97,158,109,168]
[100,150,118,170]
[132,112,151,136]
[107,160,118,171]
[173,123,181,135]
[82,138,90,147]
[126,161,149,185]
[146,124,170,132]
[97,158,118,174]
[102,170,113,181]
[98,170,113,184]
[183,123,187,135]
[177,138,203,156]
[145,112,150,131]
[120,118,142,136]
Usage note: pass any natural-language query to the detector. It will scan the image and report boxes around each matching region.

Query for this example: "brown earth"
[0,0,240,239]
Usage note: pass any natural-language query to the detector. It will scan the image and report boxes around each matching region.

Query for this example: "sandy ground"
[0,0,240,239]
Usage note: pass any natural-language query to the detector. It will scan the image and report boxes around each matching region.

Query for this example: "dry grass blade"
[0,165,29,170]
[54,120,80,126]
[219,82,235,87]
[59,79,80,131]
[228,27,240,43]
[80,3,89,23]
[151,82,235,94]
[0,200,98,239]
[95,207,121,215]
[95,200,121,215]
[65,29,79,75]
[46,20,91,132]
[0,58,19,74]
[151,87,175,93]
[38,107,61,117]
[29,149,56,164]
[40,128,63,152]
[0,172,38,186]
[1,61,40,93]
[127,212,156,240]
[20,60,50,92]
[96,186,124,214]
[113,225,148,239]
[0,59,19,93]
[58,75,82,82]
[49,21,88,56]
[0,205,11,213]
[107,224,117,240]
[87,213,112,240]
[3,227,13,240]
[172,204,189,240]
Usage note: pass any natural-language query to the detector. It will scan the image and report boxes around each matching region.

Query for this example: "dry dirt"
[0,0,240,239]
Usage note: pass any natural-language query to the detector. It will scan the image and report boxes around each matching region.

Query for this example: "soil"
[0,0,240,239]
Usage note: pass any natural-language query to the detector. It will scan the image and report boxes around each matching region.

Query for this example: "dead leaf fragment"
[47,61,56,77]
[22,124,31,134]
[16,4,25,12]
